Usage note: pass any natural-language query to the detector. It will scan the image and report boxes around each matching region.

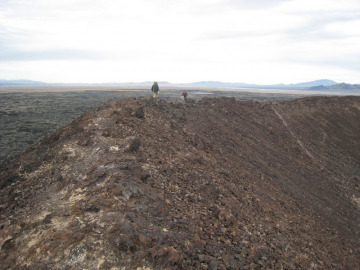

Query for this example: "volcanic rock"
[0,96,359,269]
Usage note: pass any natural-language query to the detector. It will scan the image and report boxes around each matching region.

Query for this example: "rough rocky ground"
[0,96,359,269]
[0,88,305,164]
[0,91,146,163]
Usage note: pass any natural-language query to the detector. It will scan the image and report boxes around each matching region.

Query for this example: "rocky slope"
[0,96,359,269]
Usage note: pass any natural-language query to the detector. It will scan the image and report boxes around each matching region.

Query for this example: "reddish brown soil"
[1,96,359,269]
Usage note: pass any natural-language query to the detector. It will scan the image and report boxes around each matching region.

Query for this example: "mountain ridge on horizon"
[0,78,339,88]
[3,79,360,92]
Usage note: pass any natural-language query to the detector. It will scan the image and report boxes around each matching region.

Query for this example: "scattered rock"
[127,137,141,152]
[0,96,359,269]
[208,260,219,270]
[134,106,145,118]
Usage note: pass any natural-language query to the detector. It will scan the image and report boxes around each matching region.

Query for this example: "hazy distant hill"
[310,82,360,91]
[0,79,46,85]
[190,81,258,88]
[117,79,339,89]
[285,79,337,88]
[191,79,338,89]
[0,79,338,88]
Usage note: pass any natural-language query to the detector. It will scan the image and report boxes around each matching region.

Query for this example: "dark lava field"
[0,91,141,163]
[0,95,359,269]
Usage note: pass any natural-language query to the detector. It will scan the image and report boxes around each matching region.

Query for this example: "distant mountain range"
[310,83,360,91]
[0,79,47,85]
[185,79,338,89]
[1,79,360,92]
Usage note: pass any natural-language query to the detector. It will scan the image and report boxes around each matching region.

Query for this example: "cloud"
[0,23,104,62]
[284,11,360,41]
[274,5,360,74]
[0,48,104,62]
[280,42,360,71]
[223,0,291,9]
[0,0,360,84]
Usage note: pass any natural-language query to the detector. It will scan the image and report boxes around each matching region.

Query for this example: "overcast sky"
[1,0,359,84]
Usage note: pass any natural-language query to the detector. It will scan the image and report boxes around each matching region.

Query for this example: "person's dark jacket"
[151,83,159,92]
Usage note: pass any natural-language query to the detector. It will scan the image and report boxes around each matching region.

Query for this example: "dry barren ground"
[1,96,359,269]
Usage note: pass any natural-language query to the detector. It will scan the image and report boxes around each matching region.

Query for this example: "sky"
[0,0,360,84]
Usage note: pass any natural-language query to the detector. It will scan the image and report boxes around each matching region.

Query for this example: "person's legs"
[153,91,159,98]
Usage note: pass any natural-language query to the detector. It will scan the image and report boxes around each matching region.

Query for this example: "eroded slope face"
[1,96,359,269]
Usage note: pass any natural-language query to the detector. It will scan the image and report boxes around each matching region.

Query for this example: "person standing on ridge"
[151,82,159,98]
[182,91,188,101]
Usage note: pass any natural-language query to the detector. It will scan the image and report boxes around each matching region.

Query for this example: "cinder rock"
[127,137,141,152]
[208,260,219,270]
[134,107,145,118]
[0,96,360,269]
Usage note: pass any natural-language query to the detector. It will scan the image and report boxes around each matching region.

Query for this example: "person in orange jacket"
[182,91,188,101]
